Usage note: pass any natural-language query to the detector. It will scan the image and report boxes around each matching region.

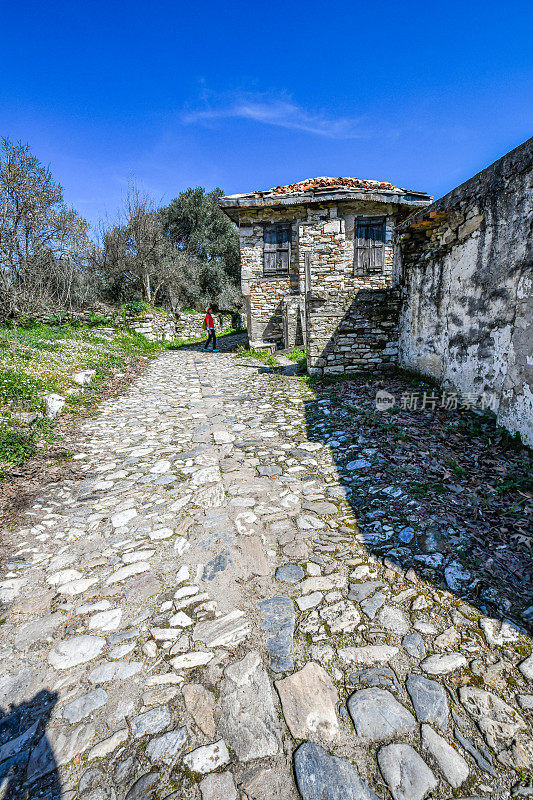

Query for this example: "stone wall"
[174,313,234,340]
[397,137,533,446]
[298,204,400,375]
[239,209,301,346]
[123,312,176,341]
[239,201,407,368]
[306,289,400,375]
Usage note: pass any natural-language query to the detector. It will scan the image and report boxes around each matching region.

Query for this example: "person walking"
[203,306,218,352]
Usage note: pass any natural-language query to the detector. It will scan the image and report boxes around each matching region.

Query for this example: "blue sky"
[2,0,532,230]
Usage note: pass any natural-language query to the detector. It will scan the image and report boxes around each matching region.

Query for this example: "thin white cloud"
[182,93,370,139]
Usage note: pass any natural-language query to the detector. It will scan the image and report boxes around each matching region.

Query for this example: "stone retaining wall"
[122,313,176,341]
[307,289,400,375]
[174,313,234,340]
[397,137,533,446]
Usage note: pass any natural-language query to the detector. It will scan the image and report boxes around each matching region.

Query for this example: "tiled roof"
[219,177,432,214]
[268,176,399,196]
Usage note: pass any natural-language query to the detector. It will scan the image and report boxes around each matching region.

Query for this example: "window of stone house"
[354,217,386,275]
[263,223,291,277]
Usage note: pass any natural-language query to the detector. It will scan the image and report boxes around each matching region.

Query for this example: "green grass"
[0,320,245,475]
[0,321,174,476]
[287,347,307,372]
[0,428,37,467]
[445,456,467,476]
[0,368,48,410]
[234,345,278,367]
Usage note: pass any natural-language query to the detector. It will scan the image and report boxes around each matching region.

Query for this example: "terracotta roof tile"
[267,176,399,196]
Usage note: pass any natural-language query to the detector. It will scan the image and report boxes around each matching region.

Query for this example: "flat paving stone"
[88,661,143,684]
[275,661,339,740]
[421,653,467,675]
[183,684,216,736]
[402,632,427,659]
[293,741,380,800]
[131,705,171,738]
[421,724,469,788]
[48,636,106,669]
[376,605,410,634]
[360,592,386,619]
[217,651,282,761]
[406,674,449,731]
[378,743,437,800]
[200,771,238,800]
[193,609,249,648]
[275,564,305,583]
[183,740,230,774]
[257,596,296,672]
[124,772,159,800]
[145,727,187,764]
[347,688,416,741]
[62,688,108,723]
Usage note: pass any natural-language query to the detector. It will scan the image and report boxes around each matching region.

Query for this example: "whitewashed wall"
[397,138,533,445]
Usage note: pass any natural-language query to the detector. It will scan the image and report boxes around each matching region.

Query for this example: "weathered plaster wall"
[397,138,533,445]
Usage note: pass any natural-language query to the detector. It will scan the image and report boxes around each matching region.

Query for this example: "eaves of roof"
[219,186,432,222]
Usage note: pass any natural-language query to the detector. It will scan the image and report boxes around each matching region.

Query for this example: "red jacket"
[205,313,214,330]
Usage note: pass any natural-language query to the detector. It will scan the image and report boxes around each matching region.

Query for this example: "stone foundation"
[307,289,400,375]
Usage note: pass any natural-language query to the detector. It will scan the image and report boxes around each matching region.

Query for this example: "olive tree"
[0,138,92,317]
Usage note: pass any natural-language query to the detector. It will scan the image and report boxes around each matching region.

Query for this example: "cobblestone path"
[0,350,531,800]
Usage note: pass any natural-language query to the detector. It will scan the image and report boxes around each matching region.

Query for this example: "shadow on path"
[300,370,532,635]
[0,689,60,799]
[171,331,247,354]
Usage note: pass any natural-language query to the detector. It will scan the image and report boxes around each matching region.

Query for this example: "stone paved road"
[0,350,531,800]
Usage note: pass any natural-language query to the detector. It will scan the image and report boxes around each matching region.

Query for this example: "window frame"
[263,222,292,278]
[353,216,387,276]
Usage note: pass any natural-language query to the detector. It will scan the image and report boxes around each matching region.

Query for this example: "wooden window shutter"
[264,224,291,277]
[354,217,386,275]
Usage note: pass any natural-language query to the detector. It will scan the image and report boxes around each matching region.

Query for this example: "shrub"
[87,313,109,327]
[121,301,149,316]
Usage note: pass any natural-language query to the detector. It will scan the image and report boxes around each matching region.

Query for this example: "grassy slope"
[0,322,172,474]
[0,322,240,475]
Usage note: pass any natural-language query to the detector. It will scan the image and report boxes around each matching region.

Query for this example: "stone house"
[220,138,532,446]
[219,177,431,374]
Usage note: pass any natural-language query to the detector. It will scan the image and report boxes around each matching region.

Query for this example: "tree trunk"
[142,270,151,303]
